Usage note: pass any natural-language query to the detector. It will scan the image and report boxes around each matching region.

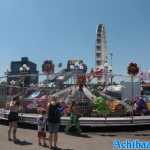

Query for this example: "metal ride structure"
[0,69,150,127]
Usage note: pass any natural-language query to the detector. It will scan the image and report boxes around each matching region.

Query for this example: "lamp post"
[110,53,113,68]
[19,64,30,95]
[42,60,54,87]
[108,65,113,85]
[10,80,16,101]
[109,52,113,85]
[127,63,139,122]
[104,62,109,86]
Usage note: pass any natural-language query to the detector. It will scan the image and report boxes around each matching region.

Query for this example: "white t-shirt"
[37,116,47,132]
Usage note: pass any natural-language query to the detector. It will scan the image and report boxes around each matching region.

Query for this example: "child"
[37,110,47,146]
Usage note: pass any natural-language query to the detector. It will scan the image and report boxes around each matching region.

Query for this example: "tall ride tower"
[95,24,107,67]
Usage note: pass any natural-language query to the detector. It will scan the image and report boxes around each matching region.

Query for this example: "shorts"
[48,123,60,133]
[38,131,46,138]
[8,112,19,122]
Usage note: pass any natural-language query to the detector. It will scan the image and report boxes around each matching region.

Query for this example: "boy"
[37,110,47,146]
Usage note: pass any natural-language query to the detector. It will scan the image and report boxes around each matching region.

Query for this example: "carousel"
[1,61,150,127]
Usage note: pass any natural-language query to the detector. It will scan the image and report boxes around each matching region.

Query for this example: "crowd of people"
[7,96,81,150]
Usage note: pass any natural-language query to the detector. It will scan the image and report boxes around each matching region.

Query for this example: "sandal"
[13,138,20,144]
[49,146,53,149]
[43,143,47,147]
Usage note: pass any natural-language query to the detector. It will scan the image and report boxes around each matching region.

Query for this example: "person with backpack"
[47,97,61,150]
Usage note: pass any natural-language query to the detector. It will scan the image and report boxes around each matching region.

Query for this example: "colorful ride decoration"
[140,70,150,83]
[42,60,54,74]
[94,97,111,116]
[76,74,86,90]
[127,63,139,76]
[94,67,104,78]
[107,100,121,112]
[23,89,49,113]
[134,97,149,115]
[146,102,150,112]
[127,62,139,116]
[67,60,87,73]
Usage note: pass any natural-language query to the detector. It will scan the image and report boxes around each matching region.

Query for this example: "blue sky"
[0,0,150,77]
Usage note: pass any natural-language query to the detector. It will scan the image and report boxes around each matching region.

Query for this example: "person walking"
[47,97,61,150]
[7,96,21,143]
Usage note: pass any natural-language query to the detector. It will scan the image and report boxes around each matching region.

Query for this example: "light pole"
[19,64,30,96]
[127,63,139,122]
[10,80,16,101]
[110,53,113,68]
[110,53,113,85]
[104,62,109,86]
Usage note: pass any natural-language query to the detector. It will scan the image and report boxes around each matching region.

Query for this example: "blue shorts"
[48,123,60,133]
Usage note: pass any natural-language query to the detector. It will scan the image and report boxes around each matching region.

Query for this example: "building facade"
[95,24,107,67]
[7,57,39,86]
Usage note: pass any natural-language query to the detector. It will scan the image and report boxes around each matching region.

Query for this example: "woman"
[47,97,61,149]
[8,96,21,143]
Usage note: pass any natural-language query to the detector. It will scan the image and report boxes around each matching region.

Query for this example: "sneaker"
[43,143,48,147]
[53,146,60,150]
[13,138,20,144]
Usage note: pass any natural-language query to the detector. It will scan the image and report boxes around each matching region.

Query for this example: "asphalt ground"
[0,121,150,150]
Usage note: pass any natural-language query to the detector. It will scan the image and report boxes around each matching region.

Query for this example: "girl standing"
[8,96,21,143]
[37,110,47,146]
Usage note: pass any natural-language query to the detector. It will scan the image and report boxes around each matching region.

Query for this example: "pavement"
[0,124,150,150]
